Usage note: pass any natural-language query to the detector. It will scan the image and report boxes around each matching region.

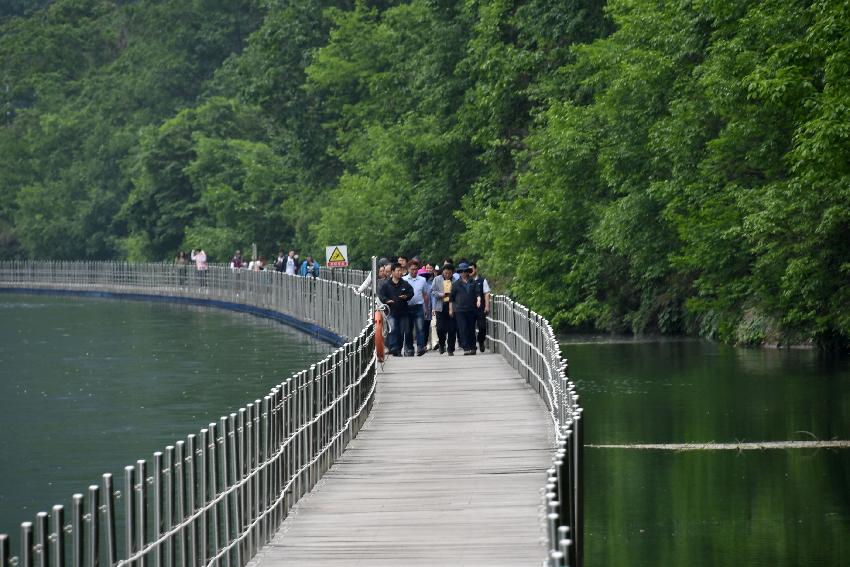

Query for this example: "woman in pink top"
[191,249,208,269]
[191,249,208,287]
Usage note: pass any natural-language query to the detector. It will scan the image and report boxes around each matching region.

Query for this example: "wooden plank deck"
[249,352,553,567]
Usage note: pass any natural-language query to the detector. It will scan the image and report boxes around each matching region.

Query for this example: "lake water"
[2,294,847,565]
[565,338,850,566]
[0,293,334,538]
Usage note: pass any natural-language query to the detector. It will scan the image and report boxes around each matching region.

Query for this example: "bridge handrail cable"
[0,261,582,567]
[0,260,376,567]
[487,295,583,567]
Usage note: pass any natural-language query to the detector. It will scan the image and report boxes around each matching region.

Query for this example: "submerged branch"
[587,440,850,451]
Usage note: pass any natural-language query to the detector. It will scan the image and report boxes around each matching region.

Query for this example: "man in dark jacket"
[470,262,491,352]
[378,262,414,356]
[449,262,478,355]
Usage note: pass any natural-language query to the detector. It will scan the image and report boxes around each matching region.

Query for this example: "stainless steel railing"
[487,297,583,567]
[0,262,371,339]
[333,267,584,565]
[0,262,581,567]
[0,261,376,567]
[317,266,584,565]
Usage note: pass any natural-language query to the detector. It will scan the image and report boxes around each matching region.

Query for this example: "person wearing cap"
[449,262,478,355]
[469,261,491,352]
[430,263,457,355]
[379,262,414,356]
[402,259,430,356]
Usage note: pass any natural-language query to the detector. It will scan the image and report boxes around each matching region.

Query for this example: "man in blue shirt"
[402,259,430,356]
[299,255,320,278]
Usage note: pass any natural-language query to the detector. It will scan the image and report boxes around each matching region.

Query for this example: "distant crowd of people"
[172,249,492,357]
[363,256,491,357]
[174,249,323,278]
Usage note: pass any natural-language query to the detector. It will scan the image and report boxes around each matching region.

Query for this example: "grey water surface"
[566,337,850,566]
[0,293,333,538]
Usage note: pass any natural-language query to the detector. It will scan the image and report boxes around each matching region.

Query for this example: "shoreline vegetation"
[2,0,849,350]
[558,333,819,350]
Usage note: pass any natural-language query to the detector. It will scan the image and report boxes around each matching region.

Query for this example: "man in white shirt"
[285,250,297,275]
[402,259,430,356]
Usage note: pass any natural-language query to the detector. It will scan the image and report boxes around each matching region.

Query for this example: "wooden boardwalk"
[249,352,553,566]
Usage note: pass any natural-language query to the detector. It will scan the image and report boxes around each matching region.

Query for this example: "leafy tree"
[306,0,473,264]
[0,0,261,259]
[122,97,282,260]
[2,0,849,347]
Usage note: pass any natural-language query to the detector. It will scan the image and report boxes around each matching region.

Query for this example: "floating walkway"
[0,262,581,567]
[249,353,553,566]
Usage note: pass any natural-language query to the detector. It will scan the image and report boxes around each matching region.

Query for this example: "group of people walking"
[371,256,491,357]
[174,249,492,357]
[175,248,323,278]
[230,249,321,278]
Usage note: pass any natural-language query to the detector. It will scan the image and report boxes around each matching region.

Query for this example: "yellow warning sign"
[328,247,346,262]
[325,245,349,267]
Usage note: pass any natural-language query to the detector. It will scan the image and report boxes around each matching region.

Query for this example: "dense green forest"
[1,0,849,348]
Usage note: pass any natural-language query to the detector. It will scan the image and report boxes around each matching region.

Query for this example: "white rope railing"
[0,262,582,567]
[116,347,377,567]
[0,261,376,567]
[487,296,583,567]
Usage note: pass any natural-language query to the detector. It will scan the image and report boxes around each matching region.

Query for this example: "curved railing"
[333,267,584,566]
[0,261,376,567]
[0,262,582,567]
[487,296,583,567]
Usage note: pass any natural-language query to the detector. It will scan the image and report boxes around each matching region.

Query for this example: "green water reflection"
[565,338,850,566]
[0,294,333,537]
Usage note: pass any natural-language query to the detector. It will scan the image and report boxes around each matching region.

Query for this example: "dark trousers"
[435,310,456,353]
[475,310,487,349]
[454,310,477,352]
[386,311,409,355]
[403,305,427,354]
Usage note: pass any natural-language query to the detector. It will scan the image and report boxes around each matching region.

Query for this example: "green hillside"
[2,0,849,348]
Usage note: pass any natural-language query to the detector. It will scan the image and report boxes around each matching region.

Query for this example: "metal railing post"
[197,432,208,567]
[72,494,83,567]
[135,461,146,567]
[35,513,47,567]
[87,486,100,567]
[51,505,65,567]
[1,534,9,567]
[21,523,33,567]
[216,418,230,567]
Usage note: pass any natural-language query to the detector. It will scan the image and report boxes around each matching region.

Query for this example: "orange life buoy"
[375,310,385,363]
